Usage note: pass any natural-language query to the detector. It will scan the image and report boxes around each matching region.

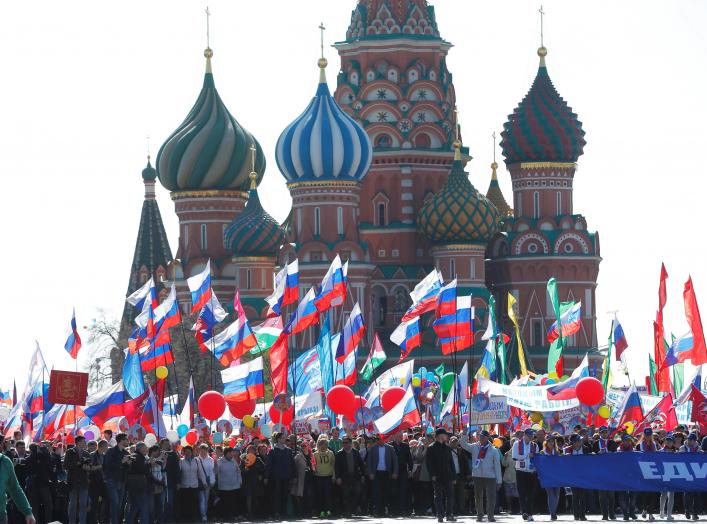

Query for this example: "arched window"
[449,258,456,278]
[556,191,562,216]
[375,134,392,148]
[314,207,321,237]
[414,133,431,148]
[246,269,252,290]
[200,224,207,250]
[377,203,386,226]
[184,226,189,247]
[533,191,540,219]
[296,208,302,235]
[337,207,344,236]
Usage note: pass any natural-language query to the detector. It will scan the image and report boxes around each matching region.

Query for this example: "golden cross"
[539,5,545,48]
[205,6,211,49]
[454,106,460,142]
[319,22,326,59]
[250,143,257,173]
[492,132,497,163]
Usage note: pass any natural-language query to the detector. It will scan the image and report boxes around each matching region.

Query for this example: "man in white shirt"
[461,430,502,522]
[511,428,538,521]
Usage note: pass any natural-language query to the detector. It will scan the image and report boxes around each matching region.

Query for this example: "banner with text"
[477,377,579,412]
[535,453,707,492]
[467,396,509,425]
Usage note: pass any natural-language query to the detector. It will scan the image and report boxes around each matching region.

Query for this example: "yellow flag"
[507,292,529,376]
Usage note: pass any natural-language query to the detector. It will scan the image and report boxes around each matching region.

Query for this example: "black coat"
[392,442,413,475]
[426,441,455,483]
[334,449,366,481]
[592,439,618,453]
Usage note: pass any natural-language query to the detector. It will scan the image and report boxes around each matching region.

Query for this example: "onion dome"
[224,172,285,257]
[346,0,441,41]
[486,162,512,218]
[418,142,500,243]
[156,48,265,192]
[141,156,157,181]
[500,47,586,164]
[275,59,372,183]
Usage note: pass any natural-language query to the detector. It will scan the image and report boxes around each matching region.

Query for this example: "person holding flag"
[460,429,501,522]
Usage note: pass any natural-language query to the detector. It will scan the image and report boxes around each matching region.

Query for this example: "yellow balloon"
[412,377,421,387]
[547,372,559,380]
[597,406,610,419]
[155,366,168,380]
[530,411,543,423]
[624,421,634,435]
[242,415,255,429]
[493,438,503,448]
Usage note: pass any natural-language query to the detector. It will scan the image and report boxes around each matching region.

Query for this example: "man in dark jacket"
[102,433,130,524]
[124,443,150,524]
[335,436,366,516]
[25,444,54,523]
[391,432,413,516]
[87,440,108,524]
[266,432,295,519]
[366,435,398,517]
[160,439,180,523]
[426,428,456,523]
[64,437,91,524]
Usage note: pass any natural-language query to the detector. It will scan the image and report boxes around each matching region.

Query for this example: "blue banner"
[535,453,707,493]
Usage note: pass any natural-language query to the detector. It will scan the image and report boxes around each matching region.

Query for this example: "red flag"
[555,355,565,377]
[684,277,707,365]
[689,386,707,432]
[154,378,166,412]
[269,333,289,395]
[654,265,671,392]
[123,389,150,426]
[658,263,668,311]
[634,393,678,434]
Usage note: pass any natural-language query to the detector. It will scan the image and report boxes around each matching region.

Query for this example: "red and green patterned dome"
[224,176,285,257]
[500,48,586,164]
[418,144,500,244]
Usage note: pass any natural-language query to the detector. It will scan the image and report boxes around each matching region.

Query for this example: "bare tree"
[83,310,119,392]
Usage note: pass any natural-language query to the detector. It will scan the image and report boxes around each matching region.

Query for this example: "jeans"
[659,492,674,517]
[106,479,126,524]
[546,487,561,517]
[516,471,537,517]
[69,487,89,524]
[474,477,497,518]
[433,479,455,519]
[152,491,165,524]
[198,487,210,520]
[316,475,333,513]
[126,490,150,523]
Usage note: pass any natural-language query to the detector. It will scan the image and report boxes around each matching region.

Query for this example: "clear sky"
[1,0,706,389]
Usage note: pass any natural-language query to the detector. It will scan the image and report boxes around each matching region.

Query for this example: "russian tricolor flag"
[139,342,174,372]
[127,277,158,312]
[180,377,195,427]
[391,317,421,362]
[286,287,320,335]
[192,291,227,353]
[210,315,258,367]
[333,332,357,386]
[336,303,366,363]
[266,260,299,317]
[615,383,644,429]
[163,394,179,417]
[153,284,181,333]
[613,316,629,360]
[84,381,125,427]
[187,260,213,312]
[664,331,694,367]
[373,385,420,439]
[401,269,443,322]
[221,357,264,402]
[64,308,82,359]
[547,301,582,343]
[315,255,347,312]
[546,353,589,400]
[435,279,457,319]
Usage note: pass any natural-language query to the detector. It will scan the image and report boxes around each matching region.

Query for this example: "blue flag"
[288,347,321,396]
[122,350,145,399]
[316,316,334,422]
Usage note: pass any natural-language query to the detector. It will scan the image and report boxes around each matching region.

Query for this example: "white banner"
[467,395,509,425]
[295,391,323,421]
[476,377,580,412]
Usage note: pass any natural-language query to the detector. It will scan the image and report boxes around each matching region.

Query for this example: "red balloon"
[198,391,226,421]
[269,405,294,427]
[228,436,237,447]
[344,395,366,421]
[228,398,256,419]
[575,377,604,406]
[381,386,406,412]
[326,385,355,415]
[185,430,198,446]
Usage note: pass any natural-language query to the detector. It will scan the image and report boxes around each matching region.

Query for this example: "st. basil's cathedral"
[117,0,600,384]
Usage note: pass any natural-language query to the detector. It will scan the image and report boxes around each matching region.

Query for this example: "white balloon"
[166,430,179,444]
[144,433,157,447]
[0,406,10,421]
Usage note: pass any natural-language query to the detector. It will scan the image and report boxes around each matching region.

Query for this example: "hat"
[479,430,490,437]
[622,434,633,441]
[665,434,675,442]
[524,428,535,436]
[435,428,449,436]
[643,427,653,436]
[598,426,609,432]
[688,433,698,441]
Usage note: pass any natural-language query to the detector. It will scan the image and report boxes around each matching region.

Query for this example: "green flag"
[250,317,283,355]
[361,333,386,382]
[546,278,565,373]
[434,364,445,378]
[548,301,574,375]
[671,334,684,394]
[648,355,658,395]
[487,295,507,385]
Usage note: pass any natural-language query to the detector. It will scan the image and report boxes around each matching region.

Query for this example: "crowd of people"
[0,425,706,523]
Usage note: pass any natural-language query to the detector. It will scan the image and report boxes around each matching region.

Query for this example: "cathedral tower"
[487,46,601,369]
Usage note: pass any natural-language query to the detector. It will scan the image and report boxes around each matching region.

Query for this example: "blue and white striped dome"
[276,64,373,183]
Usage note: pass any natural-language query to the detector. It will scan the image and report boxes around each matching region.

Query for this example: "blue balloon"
[177,424,189,438]
[426,371,435,381]
[419,367,427,378]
